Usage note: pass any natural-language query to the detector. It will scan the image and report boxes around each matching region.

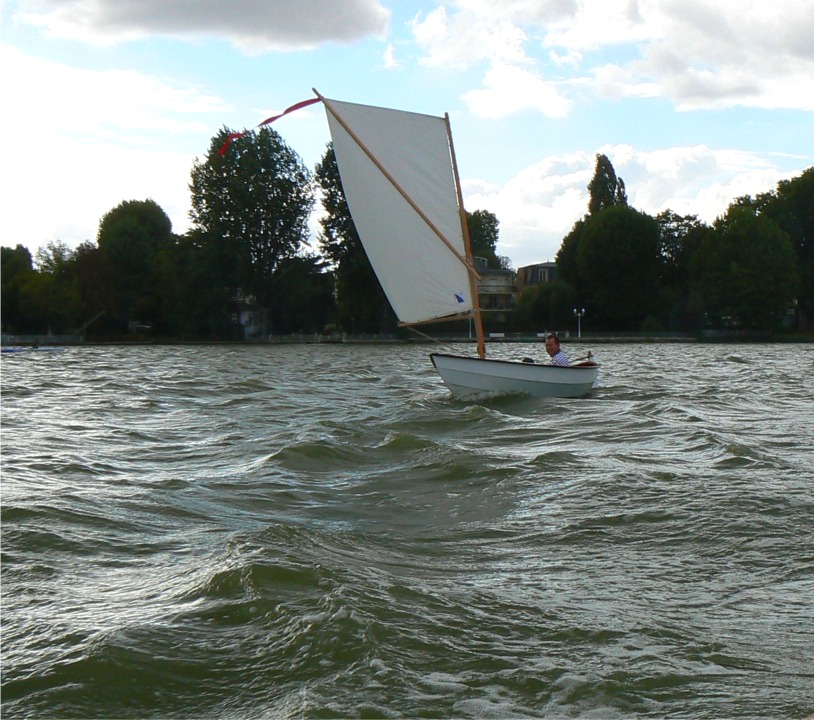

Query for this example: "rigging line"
[404,325,462,353]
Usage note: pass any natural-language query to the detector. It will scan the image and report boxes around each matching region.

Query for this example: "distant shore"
[3,332,813,347]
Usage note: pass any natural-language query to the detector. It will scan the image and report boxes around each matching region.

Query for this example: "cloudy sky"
[2,0,812,267]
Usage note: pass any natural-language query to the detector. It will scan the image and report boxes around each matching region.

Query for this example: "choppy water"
[2,342,813,719]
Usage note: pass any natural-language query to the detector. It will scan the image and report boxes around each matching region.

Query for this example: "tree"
[34,240,74,276]
[760,168,814,330]
[71,242,117,336]
[555,218,587,291]
[655,210,710,330]
[698,205,797,330]
[515,279,577,331]
[577,205,661,330]
[1,245,34,332]
[588,153,628,215]
[97,199,174,330]
[467,209,501,268]
[26,240,83,333]
[264,255,335,334]
[190,126,314,335]
[315,144,395,333]
[151,230,242,340]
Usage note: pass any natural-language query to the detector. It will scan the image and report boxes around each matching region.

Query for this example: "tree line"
[2,127,812,339]
[518,155,812,334]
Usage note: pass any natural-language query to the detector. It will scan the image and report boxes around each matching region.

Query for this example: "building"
[516,261,557,294]
[474,257,517,326]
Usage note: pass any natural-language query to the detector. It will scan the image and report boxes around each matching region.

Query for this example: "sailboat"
[315,90,599,400]
[221,91,599,399]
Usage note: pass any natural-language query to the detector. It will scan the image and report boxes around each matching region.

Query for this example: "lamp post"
[574,308,585,338]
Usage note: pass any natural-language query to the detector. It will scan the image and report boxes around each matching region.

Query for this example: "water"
[2,342,813,719]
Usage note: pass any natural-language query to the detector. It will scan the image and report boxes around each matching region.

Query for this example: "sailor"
[544,334,570,366]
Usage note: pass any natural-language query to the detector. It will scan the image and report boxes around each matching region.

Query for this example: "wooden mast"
[445,113,486,360]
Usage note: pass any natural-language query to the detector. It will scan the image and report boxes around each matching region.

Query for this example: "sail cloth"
[323,98,474,326]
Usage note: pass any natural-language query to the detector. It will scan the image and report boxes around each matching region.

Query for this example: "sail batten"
[322,97,474,326]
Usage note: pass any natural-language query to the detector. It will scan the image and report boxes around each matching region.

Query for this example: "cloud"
[1,137,195,248]
[412,0,814,114]
[1,46,224,144]
[382,43,399,69]
[411,5,571,118]
[463,144,798,267]
[642,0,814,110]
[13,0,391,51]
[462,62,572,118]
[411,4,531,70]
[0,46,222,249]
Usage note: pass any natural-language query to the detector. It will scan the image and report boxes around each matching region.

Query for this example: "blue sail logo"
[454,292,466,304]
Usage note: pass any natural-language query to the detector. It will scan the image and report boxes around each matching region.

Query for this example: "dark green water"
[2,343,813,719]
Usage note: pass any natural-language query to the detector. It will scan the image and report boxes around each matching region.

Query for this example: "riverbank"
[4,331,813,347]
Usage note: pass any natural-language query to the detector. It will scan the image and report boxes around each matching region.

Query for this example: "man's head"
[545,334,560,357]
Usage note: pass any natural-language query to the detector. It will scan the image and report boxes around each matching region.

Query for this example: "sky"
[2,0,812,269]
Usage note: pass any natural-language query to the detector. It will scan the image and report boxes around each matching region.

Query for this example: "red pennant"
[218,96,321,156]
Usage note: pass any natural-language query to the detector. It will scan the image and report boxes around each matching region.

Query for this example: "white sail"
[323,98,473,325]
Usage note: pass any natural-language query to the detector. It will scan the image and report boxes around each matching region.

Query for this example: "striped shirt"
[550,349,571,367]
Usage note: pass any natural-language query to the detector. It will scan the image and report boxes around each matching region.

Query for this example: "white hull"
[430,353,599,399]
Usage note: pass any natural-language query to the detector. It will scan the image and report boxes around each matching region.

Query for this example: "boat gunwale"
[429,352,600,370]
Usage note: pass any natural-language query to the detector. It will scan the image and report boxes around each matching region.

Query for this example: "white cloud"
[411,5,570,119]
[0,46,222,251]
[382,43,399,69]
[562,0,814,110]
[1,46,224,142]
[542,0,654,50]
[412,0,814,114]
[13,0,391,51]
[462,62,572,118]
[463,144,798,268]
[411,4,530,69]
[1,138,195,248]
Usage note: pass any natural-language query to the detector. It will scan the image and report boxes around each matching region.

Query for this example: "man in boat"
[545,334,571,366]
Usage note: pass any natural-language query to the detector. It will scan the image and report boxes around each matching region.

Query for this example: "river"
[2,342,813,718]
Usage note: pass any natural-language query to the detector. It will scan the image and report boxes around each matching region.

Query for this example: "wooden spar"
[445,113,486,360]
[397,311,474,327]
[313,88,481,283]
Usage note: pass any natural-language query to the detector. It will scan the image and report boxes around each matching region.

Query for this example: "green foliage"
[577,206,661,330]
[555,219,586,288]
[266,255,335,334]
[655,211,710,330]
[18,270,81,334]
[758,168,814,330]
[71,242,119,335]
[1,245,34,332]
[515,280,577,330]
[699,206,797,329]
[588,154,628,215]
[556,207,661,330]
[467,209,501,268]
[97,199,174,329]
[158,230,240,339]
[553,165,811,334]
[189,126,314,334]
[34,240,74,275]
[2,242,84,334]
